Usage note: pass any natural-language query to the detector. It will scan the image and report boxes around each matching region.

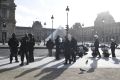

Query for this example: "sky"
[15,0,120,28]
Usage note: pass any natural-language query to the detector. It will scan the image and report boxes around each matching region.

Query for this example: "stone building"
[94,11,120,43]
[15,21,54,42]
[0,0,54,42]
[70,12,120,43]
[0,0,16,42]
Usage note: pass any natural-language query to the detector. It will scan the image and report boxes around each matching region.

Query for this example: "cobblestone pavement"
[0,48,120,80]
[0,68,120,80]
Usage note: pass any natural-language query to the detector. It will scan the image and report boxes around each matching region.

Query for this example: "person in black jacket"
[46,39,54,57]
[70,37,77,62]
[64,36,71,64]
[8,33,19,63]
[19,34,29,66]
[110,39,118,57]
[94,35,101,58]
[28,33,35,62]
[55,36,61,60]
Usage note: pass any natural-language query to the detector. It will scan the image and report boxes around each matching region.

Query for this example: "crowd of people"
[46,35,118,65]
[8,33,118,66]
[8,33,35,66]
[46,35,84,64]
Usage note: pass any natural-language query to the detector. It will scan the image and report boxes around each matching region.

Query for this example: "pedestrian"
[19,34,29,66]
[55,35,61,60]
[64,36,71,64]
[110,39,118,57]
[8,33,19,63]
[70,37,77,62]
[46,39,54,57]
[28,33,35,62]
[94,35,101,58]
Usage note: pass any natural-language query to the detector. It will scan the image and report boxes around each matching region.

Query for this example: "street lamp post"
[66,6,69,37]
[82,24,84,45]
[102,19,105,43]
[51,15,54,41]
[91,28,94,43]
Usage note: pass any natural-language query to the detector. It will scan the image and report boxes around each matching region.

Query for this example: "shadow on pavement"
[0,57,46,73]
[0,56,9,60]
[15,58,56,78]
[36,61,74,80]
[0,63,10,67]
[112,57,120,64]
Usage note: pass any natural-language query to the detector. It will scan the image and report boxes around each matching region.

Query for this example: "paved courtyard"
[0,46,120,80]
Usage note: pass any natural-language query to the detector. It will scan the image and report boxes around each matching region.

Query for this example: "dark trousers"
[111,48,116,57]
[64,50,71,64]
[10,49,18,62]
[71,49,76,62]
[65,54,71,64]
[21,50,29,64]
[95,48,101,57]
[55,48,60,60]
[28,49,34,62]
[48,49,52,57]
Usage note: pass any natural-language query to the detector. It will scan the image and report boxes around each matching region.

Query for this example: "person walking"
[46,39,54,57]
[28,33,35,62]
[94,35,101,58]
[19,34,29,66]
[8,33,19,63]
[110,39,118,57]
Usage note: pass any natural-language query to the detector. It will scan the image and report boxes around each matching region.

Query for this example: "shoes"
[26,63,29,65]
[15,61,19,63]
[64,62,67,65]
[19,63,24,66]
[10,61,12,64]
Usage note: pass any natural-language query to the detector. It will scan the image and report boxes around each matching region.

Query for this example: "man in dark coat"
[110,39,118,57]
[46,39,54,57]
[94,35,101,58]
[71,37,77,62]
[55,35,61,60]
[19,34,29,66]
[64,37,71,64]
[28,33,35,62]
[8,33,19,63]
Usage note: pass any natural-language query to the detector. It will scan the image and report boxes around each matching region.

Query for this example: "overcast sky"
[15,0,120,28]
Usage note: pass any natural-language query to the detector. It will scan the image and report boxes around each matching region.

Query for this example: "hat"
[94,35,98,38]
[111,38,114,41]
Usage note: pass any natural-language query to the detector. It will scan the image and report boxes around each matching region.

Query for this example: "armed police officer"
[19,34,29,66]
[28,33,35,62]
[8,33,19,63]
[55,35,61,60]
[71,37,77,62]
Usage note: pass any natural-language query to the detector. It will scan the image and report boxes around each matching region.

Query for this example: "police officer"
[71,37,77,62]
[55,35,61,60]
[94,35,101,58]
[28,33,35,62]
[110,39,118,57]
[19,34,29,66]
[8,33,19,63]
[64,36,71,64]
[46,39,54,57]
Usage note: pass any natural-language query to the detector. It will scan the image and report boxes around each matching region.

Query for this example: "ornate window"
[2,8,7,18]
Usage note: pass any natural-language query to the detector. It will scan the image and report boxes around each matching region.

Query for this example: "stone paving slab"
[0,48,120,80]
[0,68,120,80]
